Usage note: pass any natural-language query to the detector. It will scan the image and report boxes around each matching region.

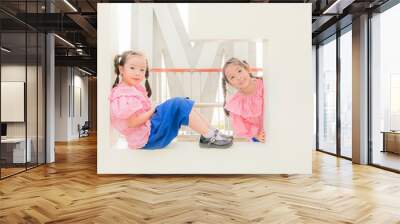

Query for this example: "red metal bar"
[150,68,263,73]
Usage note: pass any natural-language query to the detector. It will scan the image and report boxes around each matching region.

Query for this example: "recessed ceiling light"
[323,0,354,14]
[54,34,75,48]
[78,67,92,76]
[63,0,78,12]
[1,47,11,53]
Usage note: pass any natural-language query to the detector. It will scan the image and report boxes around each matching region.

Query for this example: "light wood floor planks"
[1,135,400,223]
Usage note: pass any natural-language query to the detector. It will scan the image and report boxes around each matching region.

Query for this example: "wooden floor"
[1,163,44,178]
[1,135,400,223]
[1,167,26,178]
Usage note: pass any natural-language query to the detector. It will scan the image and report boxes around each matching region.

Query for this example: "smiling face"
[119,54,147,86]
[224,63,252,90]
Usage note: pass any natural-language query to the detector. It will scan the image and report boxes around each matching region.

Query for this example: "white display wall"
[97,3,313,174]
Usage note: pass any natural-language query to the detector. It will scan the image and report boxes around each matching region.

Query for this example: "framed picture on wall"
[1,81,25,122]
[97,3,313,174]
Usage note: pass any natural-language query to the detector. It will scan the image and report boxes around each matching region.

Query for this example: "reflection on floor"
[0,162,42,178]
[0,167,25,178]
[373,150,400,171]
[341,147,352,158]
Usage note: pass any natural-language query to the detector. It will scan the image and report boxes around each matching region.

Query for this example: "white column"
[46,32,55,163]
[352,14,369,164]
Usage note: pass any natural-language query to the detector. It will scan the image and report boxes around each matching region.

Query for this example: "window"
[371,3,400,171]
[340,28,352,158]
[317,36,337,154]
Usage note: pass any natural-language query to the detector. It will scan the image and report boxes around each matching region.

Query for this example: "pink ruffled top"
[109,82,152,149]
[224,78,264,140]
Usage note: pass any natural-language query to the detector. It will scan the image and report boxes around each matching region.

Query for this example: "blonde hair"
[112,50,152,97]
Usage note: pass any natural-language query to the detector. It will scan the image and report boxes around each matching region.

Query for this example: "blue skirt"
[142,97,194,149]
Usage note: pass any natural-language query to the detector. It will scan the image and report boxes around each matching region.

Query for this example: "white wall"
[312,45,317,150]
[55,67,68,141]
[54,67,89,141]
[71,72,89,138]
[188,4,313,173]
[98,3,312,174]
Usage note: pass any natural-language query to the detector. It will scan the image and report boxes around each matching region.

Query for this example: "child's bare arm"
[127,106,155,128]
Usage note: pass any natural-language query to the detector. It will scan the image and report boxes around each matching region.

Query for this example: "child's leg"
[185,102,232,148]
[188,109,209,136]
[192,109,209,124]
[188,109,232,139]
[194,110,230,136]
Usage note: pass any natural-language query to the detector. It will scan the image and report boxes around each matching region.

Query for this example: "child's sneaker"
[199,134,233,149]
[214,129,234,140]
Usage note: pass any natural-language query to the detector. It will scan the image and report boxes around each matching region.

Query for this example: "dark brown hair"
[113,50,152,97]
[221,57,262,116]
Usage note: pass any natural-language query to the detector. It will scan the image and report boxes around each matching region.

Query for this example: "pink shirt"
[109,82,152,149]
[224,78,264,140]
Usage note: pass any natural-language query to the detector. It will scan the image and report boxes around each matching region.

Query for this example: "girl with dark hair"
[222,58,265,142]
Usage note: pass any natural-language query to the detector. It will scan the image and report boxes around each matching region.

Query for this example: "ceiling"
[0,0,391,75]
